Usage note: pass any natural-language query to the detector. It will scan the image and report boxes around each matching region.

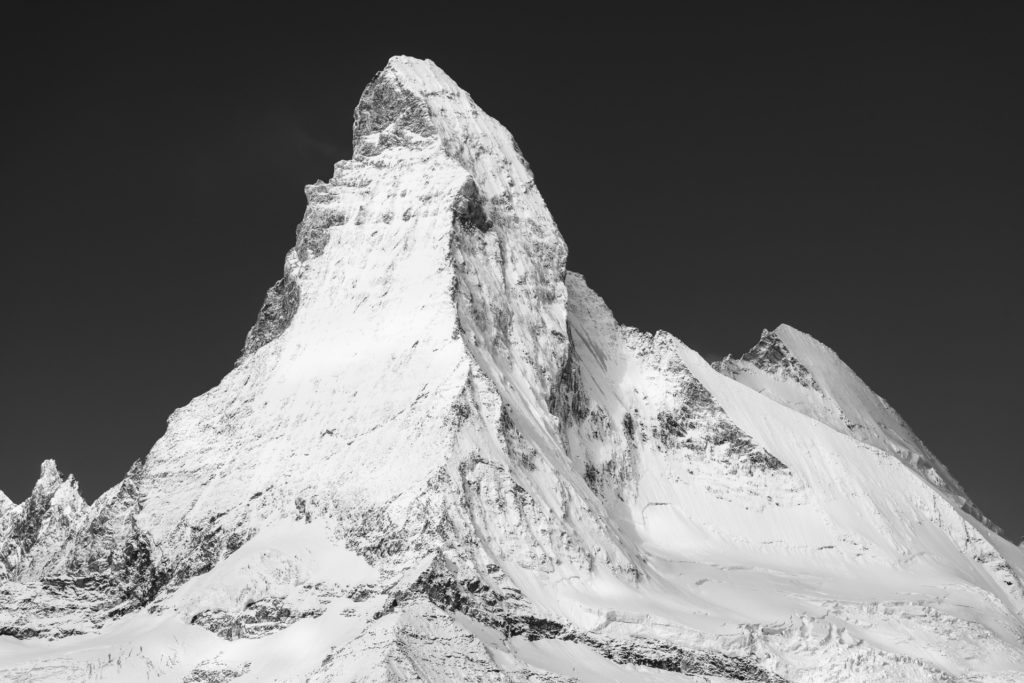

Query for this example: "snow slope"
[1,56,1022,682]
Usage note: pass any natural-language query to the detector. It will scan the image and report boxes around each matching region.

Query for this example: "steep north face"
[1,57,1023,682]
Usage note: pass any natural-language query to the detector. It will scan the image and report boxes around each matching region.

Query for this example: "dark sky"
[2,4,1021,538]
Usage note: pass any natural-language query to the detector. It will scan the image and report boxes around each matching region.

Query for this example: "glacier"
[1,56,1022,682]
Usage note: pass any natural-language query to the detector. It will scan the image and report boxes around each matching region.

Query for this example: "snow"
[1,55,1022,681]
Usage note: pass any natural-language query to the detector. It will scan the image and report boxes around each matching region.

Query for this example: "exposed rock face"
[1,57,1023,682]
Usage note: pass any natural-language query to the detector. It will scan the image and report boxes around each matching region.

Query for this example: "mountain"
[1,56,1022,682]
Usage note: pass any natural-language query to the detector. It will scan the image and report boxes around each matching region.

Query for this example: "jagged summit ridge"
[1,56,1023,682]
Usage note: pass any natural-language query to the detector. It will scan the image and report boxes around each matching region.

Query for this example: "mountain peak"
[772,322,804,336]
[351,56,442,157]
[719,322,994,532]
[379,55,459,101]
[1,459,87,583]
[727,325,818,389]
[347,55,537,198]
[31,459,63,500]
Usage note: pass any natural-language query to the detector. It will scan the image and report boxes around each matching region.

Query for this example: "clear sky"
[2,3,1021,538]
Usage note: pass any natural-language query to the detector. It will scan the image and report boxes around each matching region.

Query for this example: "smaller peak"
[385,54,423,68]
[125,459,144,480]
[735,325,819,390]
[0,490,13,511]
[751,326,801,349]
[49,475,86,514]
[766,324,839,360]
[772,323,834,351]
[772,323,815,344]
[36,460,62,488]
[745,327,790,358]
[25,460,69,505]
[56,472,79,492]
[384,55,438,75]
[770,325,847,369]
[768,324,817,347]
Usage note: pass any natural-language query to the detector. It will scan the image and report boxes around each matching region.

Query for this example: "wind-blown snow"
[1,56,1021,682]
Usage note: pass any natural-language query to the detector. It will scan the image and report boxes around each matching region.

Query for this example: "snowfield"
[1,56,1022,682]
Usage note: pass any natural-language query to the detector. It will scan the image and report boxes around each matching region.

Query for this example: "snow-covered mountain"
[1,56,1022,682]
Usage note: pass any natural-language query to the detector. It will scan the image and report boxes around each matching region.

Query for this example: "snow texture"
[1,56,1022,682]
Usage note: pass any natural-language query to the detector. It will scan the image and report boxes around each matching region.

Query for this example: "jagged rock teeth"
[2,56,1022,682]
